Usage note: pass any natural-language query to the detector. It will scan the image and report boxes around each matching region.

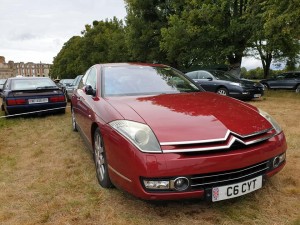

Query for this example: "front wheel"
[94,128,113,188]
[295,84,300,93]
[217,87,228,96]
[71,107,78,132]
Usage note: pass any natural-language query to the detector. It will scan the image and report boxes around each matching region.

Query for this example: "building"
[0,56,52,79]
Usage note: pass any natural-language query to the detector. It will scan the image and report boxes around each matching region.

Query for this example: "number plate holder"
[211,176,263,202]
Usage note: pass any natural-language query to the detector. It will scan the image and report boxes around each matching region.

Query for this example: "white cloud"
[0,0,127,64]
[241,57,262,70]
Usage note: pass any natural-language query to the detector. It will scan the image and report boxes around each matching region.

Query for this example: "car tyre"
[296,84,300,93]
[217,87,229,96]
[262,83,269,90]
[94,128,113,188]
[71,107,78,132]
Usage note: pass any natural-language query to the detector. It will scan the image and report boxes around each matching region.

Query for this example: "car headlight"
[258,109,282,134]
[229,82,242,87]
[109,120,162,153]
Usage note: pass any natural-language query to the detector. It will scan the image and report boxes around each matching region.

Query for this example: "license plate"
[254,94,261,98]
[28,98,48,104]
[212,176,262,202]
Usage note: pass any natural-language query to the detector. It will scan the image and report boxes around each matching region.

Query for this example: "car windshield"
[210,71,239,82]
[103,66,200,96]
[11,78,57,90]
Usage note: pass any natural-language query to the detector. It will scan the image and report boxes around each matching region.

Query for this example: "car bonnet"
[106,92,272,143]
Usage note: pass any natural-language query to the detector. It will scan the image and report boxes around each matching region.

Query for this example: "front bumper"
[104,127,287,200]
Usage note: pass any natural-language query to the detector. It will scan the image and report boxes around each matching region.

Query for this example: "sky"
[0,0,127,64]
[0,0,263,69]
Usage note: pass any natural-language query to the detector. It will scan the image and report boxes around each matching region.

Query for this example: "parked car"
[55,79,74,96]
[71,63,286,201]
[186,70,264,100]
[66,75,83,101]
[0,78,7,96]
[260,71,300,92]
[1,77,66,116]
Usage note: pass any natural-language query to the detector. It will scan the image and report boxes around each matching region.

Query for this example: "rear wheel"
[94,128,113,188]
[217,87,228,96]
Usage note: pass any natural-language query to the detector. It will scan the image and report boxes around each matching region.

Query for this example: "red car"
[71,63,287,201]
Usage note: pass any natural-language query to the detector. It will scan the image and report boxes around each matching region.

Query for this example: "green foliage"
[51,0,300,78]
[50,18,129,78]
[246,0,300,78]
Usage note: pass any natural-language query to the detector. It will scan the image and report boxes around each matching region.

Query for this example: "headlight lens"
[229,82,241,87]
[258,109,282,134]
[109,120,162,153]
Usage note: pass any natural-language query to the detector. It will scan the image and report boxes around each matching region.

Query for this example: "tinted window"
[103,66,200,96]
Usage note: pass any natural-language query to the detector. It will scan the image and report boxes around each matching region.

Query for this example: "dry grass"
[0,91,299,225]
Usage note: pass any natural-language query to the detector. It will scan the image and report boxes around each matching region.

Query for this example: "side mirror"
[85,85,96,96]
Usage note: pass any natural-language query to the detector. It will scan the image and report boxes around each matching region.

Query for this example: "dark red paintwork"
[71,63,287,200]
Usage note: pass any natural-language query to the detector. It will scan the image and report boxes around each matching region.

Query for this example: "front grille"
[161,129,276,153]
[190,161,269,189]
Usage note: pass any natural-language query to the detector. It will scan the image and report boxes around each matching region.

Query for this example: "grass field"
[0,91,299,225]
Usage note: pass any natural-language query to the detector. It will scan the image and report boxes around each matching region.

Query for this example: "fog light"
[143,180,170,190]
[273,153,286,168]
[173,177,189,191]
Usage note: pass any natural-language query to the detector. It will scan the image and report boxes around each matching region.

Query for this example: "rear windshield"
[103,66,200,96]
[11,78,57,90]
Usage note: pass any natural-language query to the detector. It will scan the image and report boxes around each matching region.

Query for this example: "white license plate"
[254,94,261,98]
[28,98,48,104]
[212,176,262,202]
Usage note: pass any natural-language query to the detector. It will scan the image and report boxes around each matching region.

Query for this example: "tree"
[160,0,252,74]
[50,18,129,78]
[247,0,300,78]
[50,36,83,79]
[125,0,182,65]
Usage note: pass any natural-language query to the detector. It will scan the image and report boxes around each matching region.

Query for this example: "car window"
[86,67,97,89]
[79,69,91,89]
[285,73,295,79]
[186,72,198,79]
[198,71,213,79]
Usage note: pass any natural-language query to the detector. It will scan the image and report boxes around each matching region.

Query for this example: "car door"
[282,72,299,89]
[268,73,288,89]
[196,71,216,92]
[75,67,98,143]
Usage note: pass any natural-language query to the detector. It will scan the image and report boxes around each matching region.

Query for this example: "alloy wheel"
[94,132,106,182]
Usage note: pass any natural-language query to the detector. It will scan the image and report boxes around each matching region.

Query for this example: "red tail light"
[49,96,65,102]
[7,99,27,106]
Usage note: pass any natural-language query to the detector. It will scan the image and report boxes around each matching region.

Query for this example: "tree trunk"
[227,53,243,79]
[261,53,272,78]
